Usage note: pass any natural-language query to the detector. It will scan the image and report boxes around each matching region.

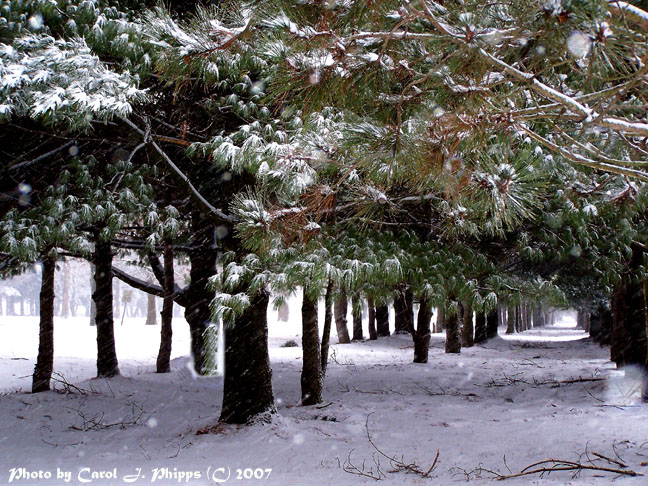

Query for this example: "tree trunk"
[525,303,532,330]
[394,287,414,334]
[506,305,516,334]
[436,306,445,333]
[414,297,432,362]
[184,215,218,374]
[220,289,275,424]
[376,304,390,336]
[157,241,174,373]
[445,305,461,353]
[334,290,350,344]
[576,308,586,329]
[611,255,647,368]
[301,288,322,405]
[462,301,474,347]
[32,256,55,393]
[474,311,487,343]
[367,298,377,340]
[352,294,363,341]
[486,309,499,339]
[93,237,119,377]
[320,280,333,377]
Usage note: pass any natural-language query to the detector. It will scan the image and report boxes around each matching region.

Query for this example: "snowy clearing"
[1,310,647,486]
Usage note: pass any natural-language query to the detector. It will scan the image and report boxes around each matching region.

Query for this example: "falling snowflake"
[292,434,305,445]
[567,31,592,58]
[28,14,44,31]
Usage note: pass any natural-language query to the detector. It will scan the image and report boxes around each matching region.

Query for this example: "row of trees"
[2,0,648,422]
[0,260,179,322]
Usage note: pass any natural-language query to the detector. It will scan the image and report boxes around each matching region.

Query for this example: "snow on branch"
[0,34,146,129]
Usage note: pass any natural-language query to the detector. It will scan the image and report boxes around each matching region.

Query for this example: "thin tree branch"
[118,116,236,224]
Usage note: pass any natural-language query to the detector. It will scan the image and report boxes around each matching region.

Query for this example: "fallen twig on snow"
[337,413,440,481]
[51,372,93,396]
[68,402,147,431]
[492,458,641,480]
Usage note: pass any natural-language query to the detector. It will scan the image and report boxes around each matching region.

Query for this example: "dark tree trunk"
[590,306,610,344]
[184,213,218,374]
[445,306,461,353]
[394,287,414,334]
[436,306,445,333]
[474,311,487,343]
[576,308,586,330]
[93,237,119,377]
[610,246,648,399]
[156,241,174,373]
[320,280,333,377]
[301,288,322,405]
[376,304,390,336]
[506,305,516,334]
[220,289,275,424]
[534,305,545,328]
[145,289,157,325]
[367,298,377,340]
[462,301,474,347]
[352,294,363,341]
[611,275,646,366]
[515,304,521,332]
[414,297,432,363]
[486,309,499,339]
[334,290,350,344]
[32,256,55,393]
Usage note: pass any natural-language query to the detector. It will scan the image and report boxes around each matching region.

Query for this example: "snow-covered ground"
[1,307,647,486]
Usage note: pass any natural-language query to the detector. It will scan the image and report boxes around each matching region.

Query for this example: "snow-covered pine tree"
[217,0,648,363]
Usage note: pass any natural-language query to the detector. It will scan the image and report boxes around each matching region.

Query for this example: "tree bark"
[394,287,414,334]
[376,304,390,336]
[157,240,174,373]
[32,255,55,393]
[486,309,499,339]
[506,305,516,334]
[183,214,218,374]
[352,294,363,341]
[462,301,474,347]
[414,297,432,362]
[93,237,119,377]
[436,306,445,333]
[367,298,377,340]
[445,305,461,353]
[474,311,487,343]
[611,246,646,368]
[220,289,275,424]
[301,288,322,405]
[334,290,350,344]
[320,280,333,377]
